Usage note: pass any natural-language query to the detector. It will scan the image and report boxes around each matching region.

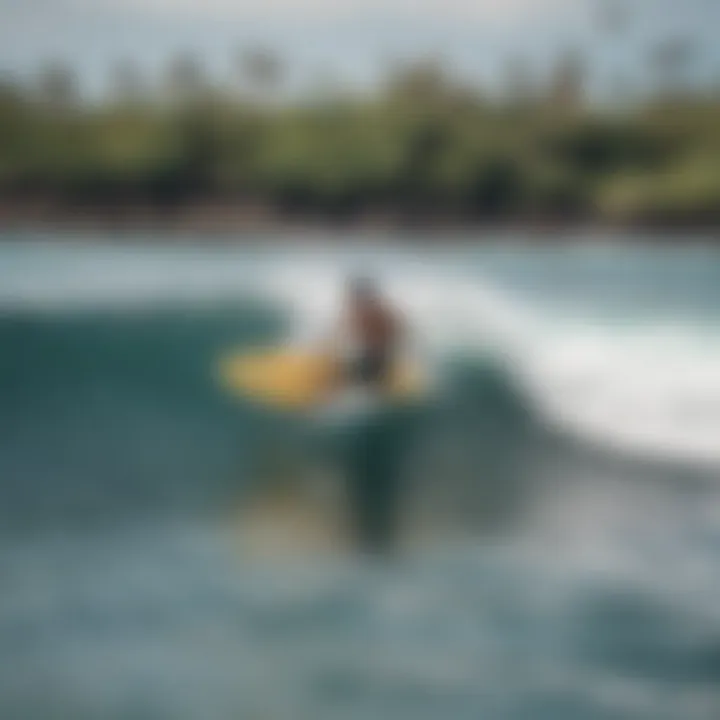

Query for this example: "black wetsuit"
[343,301,398,387]
[346,348,392,386]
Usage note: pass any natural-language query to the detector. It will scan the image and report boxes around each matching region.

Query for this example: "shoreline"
[0,202,719,241]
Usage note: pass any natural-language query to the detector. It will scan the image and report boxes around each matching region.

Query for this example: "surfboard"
[218,349,426,410]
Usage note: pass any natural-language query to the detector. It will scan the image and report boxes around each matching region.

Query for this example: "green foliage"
[599,153,720,223]
[0,70,718,224]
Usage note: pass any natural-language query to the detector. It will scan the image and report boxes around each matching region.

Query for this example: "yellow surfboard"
[218,349,425,410]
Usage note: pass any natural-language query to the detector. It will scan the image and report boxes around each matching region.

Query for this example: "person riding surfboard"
[326,276,405,391]
[218,275,420,410]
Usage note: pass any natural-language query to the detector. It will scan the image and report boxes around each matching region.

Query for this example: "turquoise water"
[2,233,720,719]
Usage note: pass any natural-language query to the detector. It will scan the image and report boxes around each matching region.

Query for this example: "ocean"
[1,231,720,719]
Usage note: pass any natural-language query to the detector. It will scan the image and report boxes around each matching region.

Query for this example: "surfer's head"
[347,275,378,302]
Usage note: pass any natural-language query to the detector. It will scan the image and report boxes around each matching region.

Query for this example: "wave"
[0,301,535,538]
[2,241,720,476]
[261,256,720,468]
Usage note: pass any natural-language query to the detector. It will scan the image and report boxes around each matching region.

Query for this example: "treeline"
[1,57,720,227]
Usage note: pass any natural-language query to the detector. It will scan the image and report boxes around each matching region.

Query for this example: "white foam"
[523,322,720,466]
[262,258,720,467]
[260,256,537,356]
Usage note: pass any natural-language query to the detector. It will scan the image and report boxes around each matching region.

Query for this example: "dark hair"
[348,275,378,298]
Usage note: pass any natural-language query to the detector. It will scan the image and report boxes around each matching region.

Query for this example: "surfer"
[327,276,405,392]
[219,276,413,556]
[324,276,408,554]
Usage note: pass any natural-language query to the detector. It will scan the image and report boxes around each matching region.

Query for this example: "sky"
[1,0,718,98]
